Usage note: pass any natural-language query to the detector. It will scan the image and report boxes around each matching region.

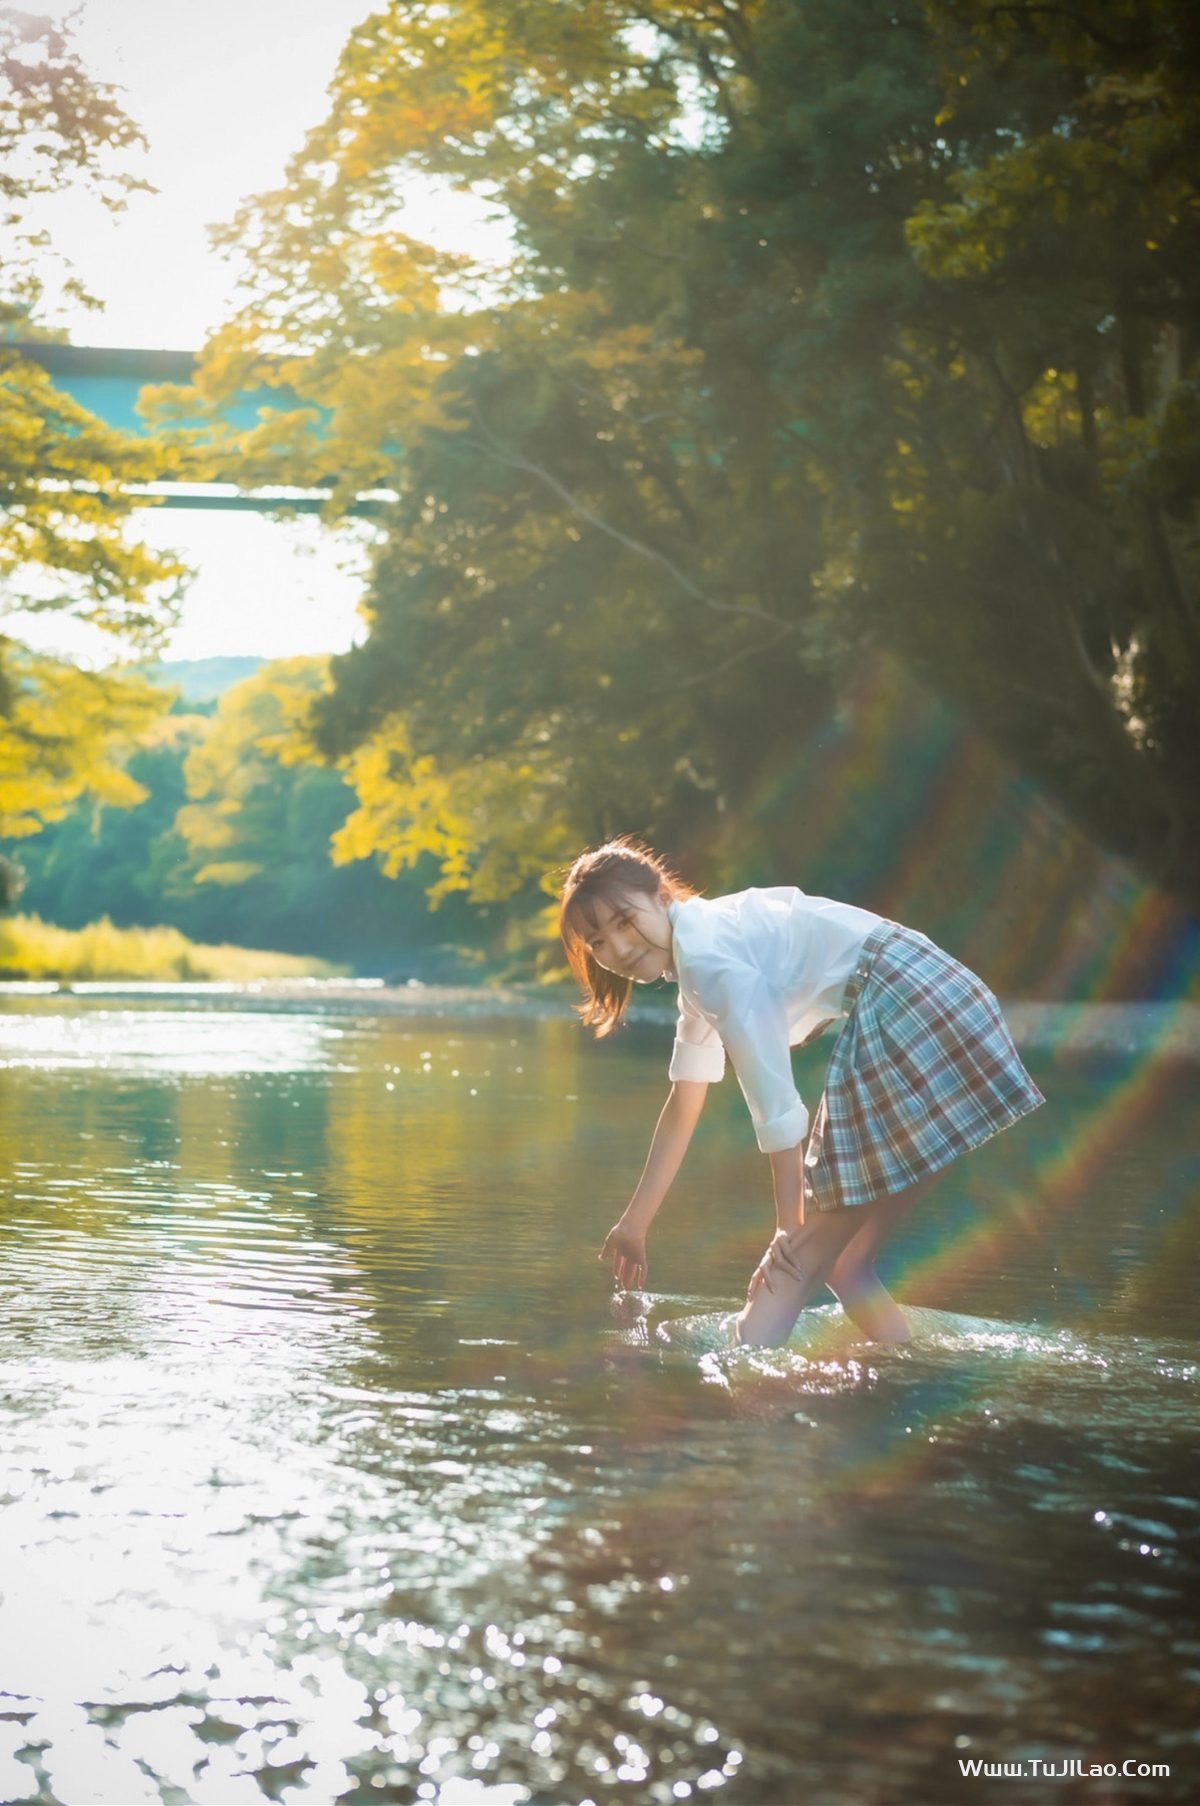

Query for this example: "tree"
[1,6,185,841]
[171,0,1199,920]
[0,847,21,908]
[169,658,469,967]
[0,644,162,838]
[895,0,1200,887]
[175,658,334,887]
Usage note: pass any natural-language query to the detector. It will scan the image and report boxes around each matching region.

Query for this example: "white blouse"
[665,888,885,1154]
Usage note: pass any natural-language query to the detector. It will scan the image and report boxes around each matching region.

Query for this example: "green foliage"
[175,657,333,884]
[9,709,204,921]
[171,0,1199,922]
[9,663,478,973]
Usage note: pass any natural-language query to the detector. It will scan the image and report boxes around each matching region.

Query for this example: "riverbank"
[2,976,1198,1056]
[0,914,344,983]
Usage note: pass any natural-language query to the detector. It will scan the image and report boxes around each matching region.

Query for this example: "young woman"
[559,838,1044,1348]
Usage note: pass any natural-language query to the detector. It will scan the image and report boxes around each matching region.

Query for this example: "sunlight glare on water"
[0,1006,350,1074]
[0,993,1197,1804]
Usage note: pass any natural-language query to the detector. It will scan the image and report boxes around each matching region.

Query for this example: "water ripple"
[1,1002,1197,1803]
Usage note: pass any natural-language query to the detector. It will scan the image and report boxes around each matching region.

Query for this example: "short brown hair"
[558,836,696,1038]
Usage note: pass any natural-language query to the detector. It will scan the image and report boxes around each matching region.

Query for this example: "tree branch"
[675,622,798,690]
[460,413,788,627]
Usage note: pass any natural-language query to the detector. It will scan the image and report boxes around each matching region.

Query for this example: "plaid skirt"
[804,922,1044,1211]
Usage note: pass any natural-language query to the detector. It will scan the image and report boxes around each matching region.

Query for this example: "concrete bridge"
[7,341,383,515]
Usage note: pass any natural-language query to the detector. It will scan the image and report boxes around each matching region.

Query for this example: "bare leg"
[825,1179,933,1343]
[735,1178,932,1349]
[824,1271,910,1343]
[734,1210,865,1348]
[826,1266,912,1342]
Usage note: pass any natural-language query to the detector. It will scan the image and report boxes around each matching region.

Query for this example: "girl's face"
[583,887,674,983]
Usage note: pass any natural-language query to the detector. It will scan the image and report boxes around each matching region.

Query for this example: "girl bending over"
[559,838,1043,1347]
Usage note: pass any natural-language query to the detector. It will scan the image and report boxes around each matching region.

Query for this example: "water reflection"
[0,997,1196,1803]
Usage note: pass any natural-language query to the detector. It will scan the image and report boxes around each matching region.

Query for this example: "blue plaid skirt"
[804,923,1044,1211]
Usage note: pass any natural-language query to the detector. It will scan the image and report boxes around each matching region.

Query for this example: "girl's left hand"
[746,1226,807,1300]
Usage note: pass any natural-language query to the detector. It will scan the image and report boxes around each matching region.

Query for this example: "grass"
[0,913,348,983]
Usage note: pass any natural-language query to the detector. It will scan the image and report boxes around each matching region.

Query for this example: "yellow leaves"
[86,764,149,810]
[249,658,335,767]
[332,713,571,907]
[329,336,462,454]
[331,2,512,175]
[505,290,701,379]
[883,434,931,529]
[176,657,333,876]
[331,719,476,903]
[906,191,1011,278]
[365,234,473,308]
[1022,367,1081,451]
[343,94,495,175]
[884,348,949,402]
[153,240,500,502]
[908,77,1181,283]
[0,346,185,836]
[192,861,265,887]
[192,656,329,763]
[0,651,166,838]
[1,356,188,646]
[172,6,720,520]
[190,320,274,400]
[174,801,239,857]
[137,711,209,754]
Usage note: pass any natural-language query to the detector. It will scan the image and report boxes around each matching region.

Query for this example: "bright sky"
[15,0,509,668]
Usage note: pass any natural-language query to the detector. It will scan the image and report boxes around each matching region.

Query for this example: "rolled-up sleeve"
[668,991,726,1085]
[695,960,808,1153]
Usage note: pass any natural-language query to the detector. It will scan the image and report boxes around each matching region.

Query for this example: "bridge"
[7,341,384,516]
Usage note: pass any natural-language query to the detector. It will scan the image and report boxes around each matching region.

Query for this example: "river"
[0,989,1196,1805]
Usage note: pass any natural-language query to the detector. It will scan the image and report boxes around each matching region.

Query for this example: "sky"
[13,0,509,669]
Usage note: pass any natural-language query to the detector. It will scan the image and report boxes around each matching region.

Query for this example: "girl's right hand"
[598,1221,648,1291]
[745,1225,807,1300]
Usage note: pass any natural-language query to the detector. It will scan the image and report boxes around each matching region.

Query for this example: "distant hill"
[143,657,266,704]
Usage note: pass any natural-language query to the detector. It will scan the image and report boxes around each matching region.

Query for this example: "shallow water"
[0,995,1197,1806]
